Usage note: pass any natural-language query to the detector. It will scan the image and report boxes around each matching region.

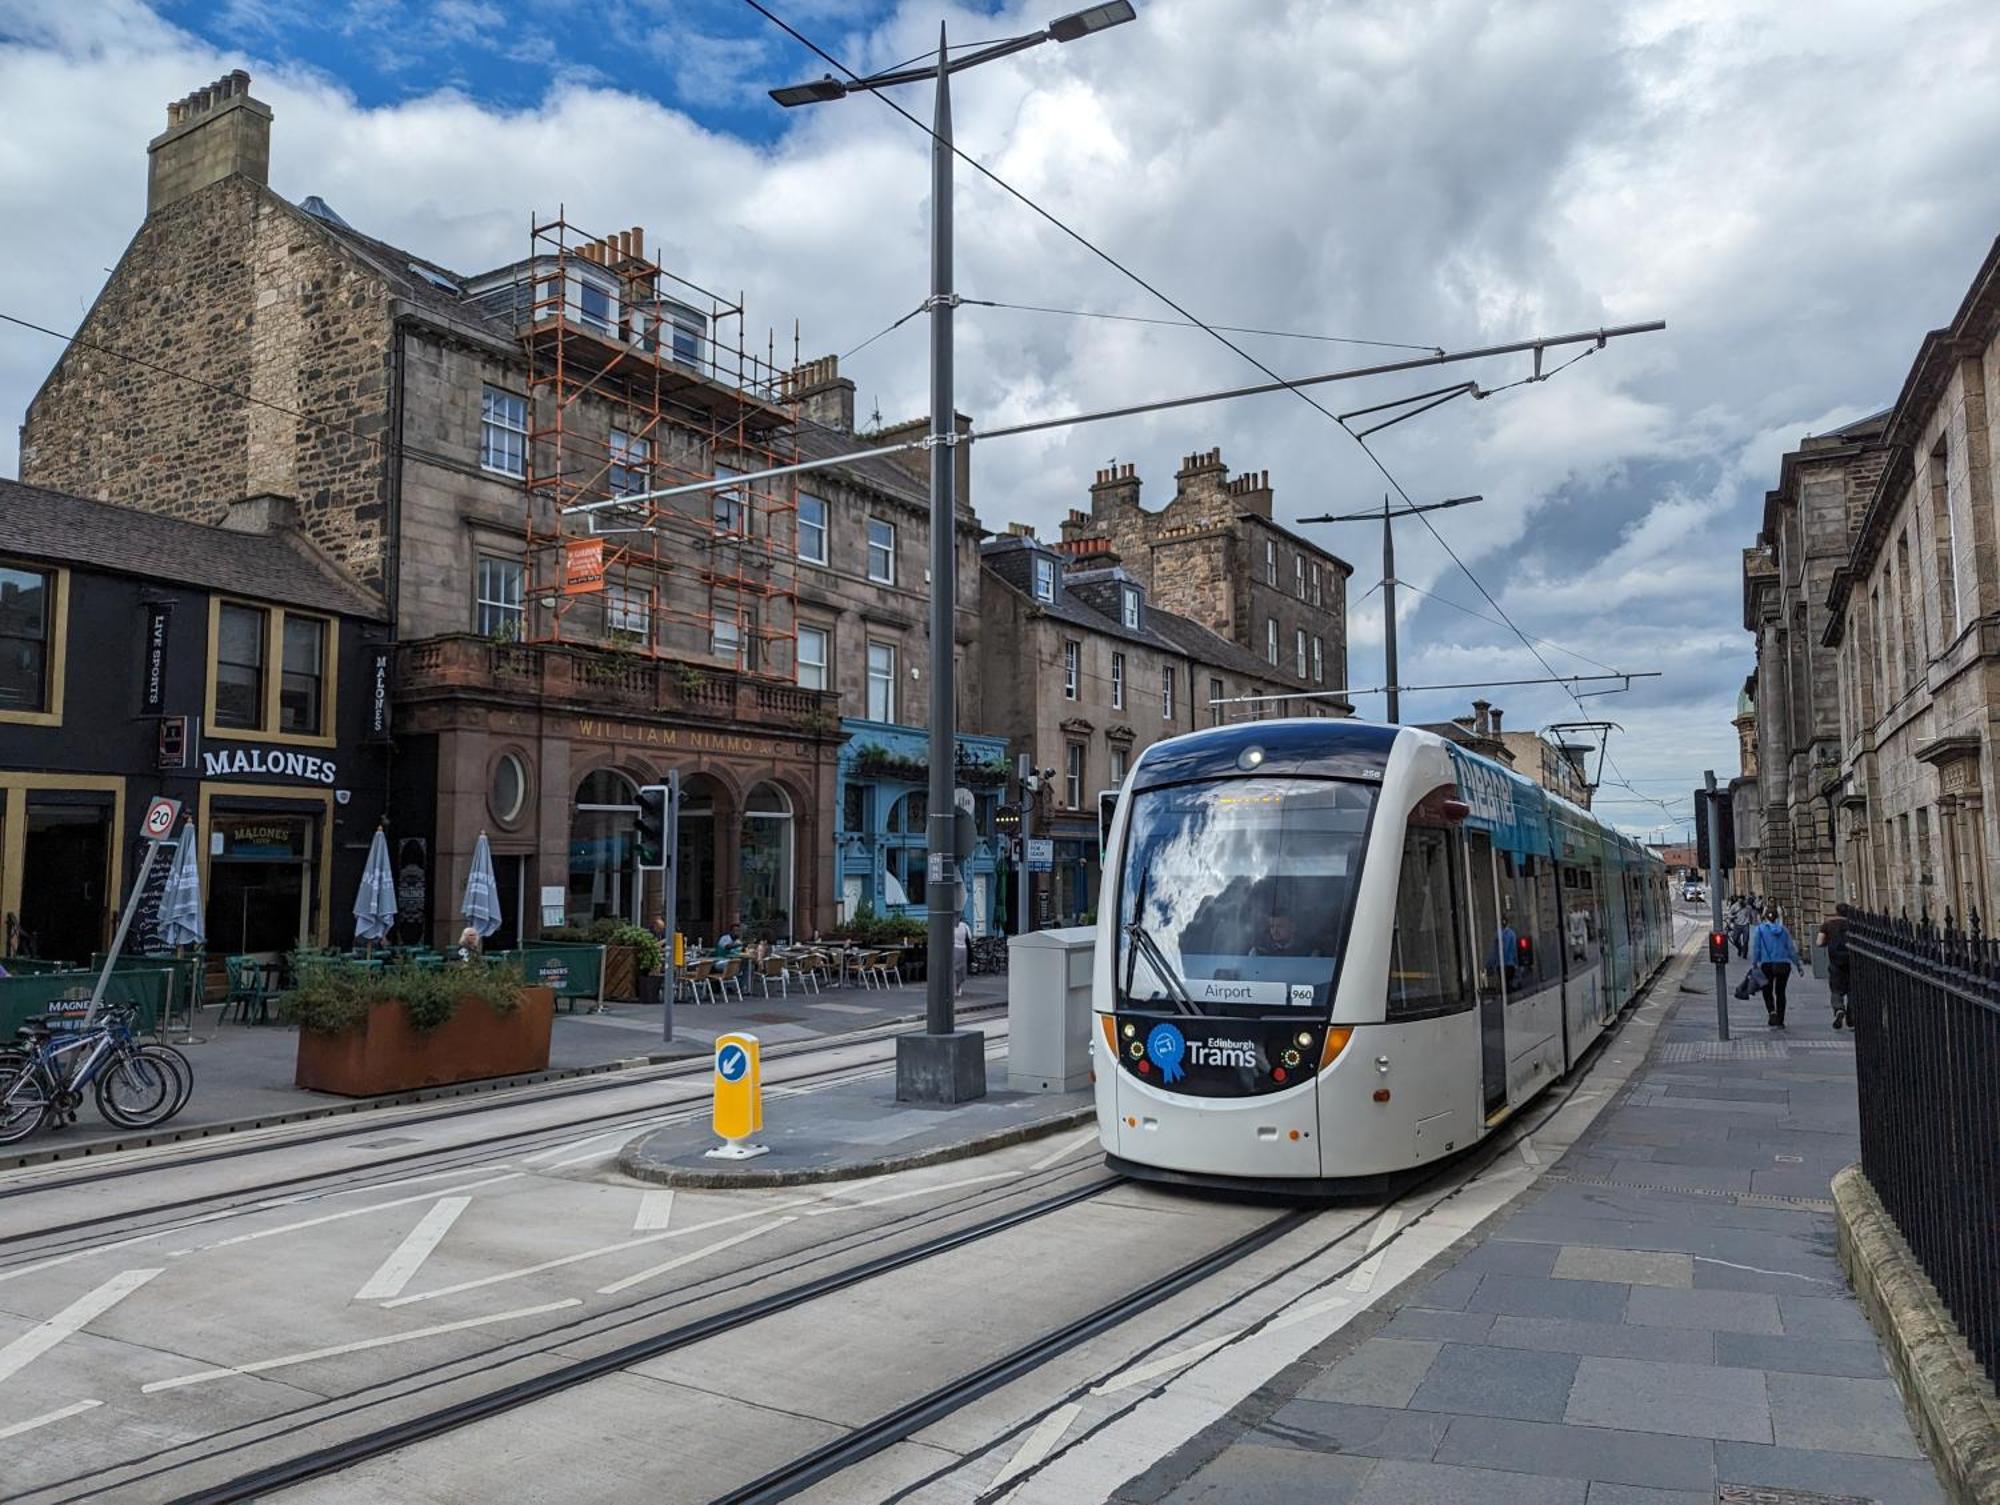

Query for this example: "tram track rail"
[15,1165,1124,1505]
[0,1006,1006,1254]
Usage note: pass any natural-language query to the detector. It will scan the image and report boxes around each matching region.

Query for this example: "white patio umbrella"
[157,823,206,949]
[354,827,398,946]
[461,832,502,940]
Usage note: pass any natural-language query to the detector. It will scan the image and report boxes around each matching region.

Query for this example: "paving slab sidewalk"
[11,973,1010,1161]
[1124,958,1948,1505]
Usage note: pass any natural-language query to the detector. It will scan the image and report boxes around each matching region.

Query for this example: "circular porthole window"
[491,752,528,825]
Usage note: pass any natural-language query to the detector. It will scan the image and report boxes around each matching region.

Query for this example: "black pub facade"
[0,481,390,963]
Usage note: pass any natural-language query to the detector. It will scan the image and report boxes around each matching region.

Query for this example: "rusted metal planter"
[294,986,555,1096]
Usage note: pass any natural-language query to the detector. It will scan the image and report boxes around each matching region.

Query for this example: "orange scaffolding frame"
[516,212,800,683]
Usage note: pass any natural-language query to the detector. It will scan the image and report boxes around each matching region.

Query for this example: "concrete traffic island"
[615,1059,1094,1188]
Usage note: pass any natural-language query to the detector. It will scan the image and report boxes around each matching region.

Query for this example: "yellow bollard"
[705,1031,767,1161]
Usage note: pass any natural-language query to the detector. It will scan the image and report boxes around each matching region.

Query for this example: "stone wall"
[20,176,394,591]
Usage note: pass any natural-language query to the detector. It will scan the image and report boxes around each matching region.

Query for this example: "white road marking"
[1344,1208,1404,1293]
[1091,1332,1240,1396]
[596,1218,795,1295]
[521,1132,622,1167]
[988,1402,1082,1493]
[537,1141,625,1172]
[633,1189,675,1232]
[1518,1136,1543,1168]
[182,1173,521,1255]
[354,1197,471,1301]
[0,1269,162,1386]
[800,1170,1016,1216]
[1028,1127,1101,1172]
[332,1163,513,1197]
[384,1203,809,1308]
[0,1398,102,1440]
[1267,1292,1351,1333]
[142,1299,582,1393]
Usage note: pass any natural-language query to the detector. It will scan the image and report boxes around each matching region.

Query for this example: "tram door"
[1465,832,1508,1116]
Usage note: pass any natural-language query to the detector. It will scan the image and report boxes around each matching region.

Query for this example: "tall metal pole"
[894,25,983,1104]
[1705,769,1730,1042]
[1381,495,1399,724]
[925,24,956,1040]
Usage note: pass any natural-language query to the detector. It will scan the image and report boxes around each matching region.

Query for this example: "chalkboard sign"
[130,836,176,955]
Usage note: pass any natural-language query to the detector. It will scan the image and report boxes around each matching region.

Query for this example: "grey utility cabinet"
[1007,926,1097,1092]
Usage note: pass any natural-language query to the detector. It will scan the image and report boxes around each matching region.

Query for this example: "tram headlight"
[1129,1041,1144,1058]
[1296,1031,1312,1048]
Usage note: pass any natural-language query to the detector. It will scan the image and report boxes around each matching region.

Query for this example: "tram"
[1093,718,1671,1190]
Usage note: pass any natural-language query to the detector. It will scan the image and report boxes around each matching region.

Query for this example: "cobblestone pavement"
[1118,958,1945,1505]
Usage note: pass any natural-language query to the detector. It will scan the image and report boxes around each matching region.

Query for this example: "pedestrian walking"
[1750,904,1802,1027]
[1729,896,1753,958]
[1816,911,1851,1029]
[953,914,971,996]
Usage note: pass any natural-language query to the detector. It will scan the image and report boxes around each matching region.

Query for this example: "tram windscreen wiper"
[1124,920,1198,1015]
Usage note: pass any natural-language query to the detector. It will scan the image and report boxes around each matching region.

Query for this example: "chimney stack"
[1089,460,1142,518]
[1489,706,1504,734]
[148,69,271,217]
[784,354,856,434]
[1473,698,1492,736]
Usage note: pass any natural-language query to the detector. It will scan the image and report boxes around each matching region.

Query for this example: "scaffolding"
[516,212,800,683]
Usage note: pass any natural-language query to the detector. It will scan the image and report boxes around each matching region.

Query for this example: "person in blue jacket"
[1750,904,1803,1027]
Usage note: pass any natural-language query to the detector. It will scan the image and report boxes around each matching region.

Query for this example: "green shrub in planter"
[280,956,524,1035]
[604,923,663,974]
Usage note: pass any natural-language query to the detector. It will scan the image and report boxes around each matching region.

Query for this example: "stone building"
[1496,727,1594,810]
[980,531,1293,926]
[1741,236,2000,926]
[1728,678,1765,900]
[17,71,1000,946]
[1741,410,1891,927]
[1821,237,2000,924]
[1057,449,1351,705]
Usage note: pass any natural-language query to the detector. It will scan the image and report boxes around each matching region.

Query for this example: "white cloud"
[1,0,1997,835]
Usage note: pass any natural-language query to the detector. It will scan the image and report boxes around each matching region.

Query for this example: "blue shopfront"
[835,720,1007,935]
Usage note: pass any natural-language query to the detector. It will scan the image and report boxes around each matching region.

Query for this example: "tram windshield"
[1116,776,1375,1018]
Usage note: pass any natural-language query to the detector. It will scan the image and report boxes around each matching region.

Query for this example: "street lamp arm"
[1302,494,1484,524]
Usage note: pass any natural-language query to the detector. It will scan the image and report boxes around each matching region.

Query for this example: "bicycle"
[0,1001,193,1144]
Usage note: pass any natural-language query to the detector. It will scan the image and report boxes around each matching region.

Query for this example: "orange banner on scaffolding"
[563,538,605,595]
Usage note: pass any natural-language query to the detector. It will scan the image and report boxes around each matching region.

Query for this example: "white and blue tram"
[1093,719,1671,1189]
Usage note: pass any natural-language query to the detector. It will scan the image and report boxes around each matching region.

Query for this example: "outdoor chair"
[715,956,747,1004]
[682,959,715,1005]
[221,954,272,1024]
[878,949,906,988]
[757,955,789,999]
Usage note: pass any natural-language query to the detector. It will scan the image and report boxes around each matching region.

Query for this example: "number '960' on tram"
[1093,719,1670,1190]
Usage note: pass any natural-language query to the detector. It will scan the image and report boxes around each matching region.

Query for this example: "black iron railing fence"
[1842,906,2000,1390]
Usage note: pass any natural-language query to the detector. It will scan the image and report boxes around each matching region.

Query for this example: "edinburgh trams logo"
[1145,1022,1187,1083]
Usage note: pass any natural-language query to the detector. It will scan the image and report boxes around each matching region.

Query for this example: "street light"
[771,5,1136,1105]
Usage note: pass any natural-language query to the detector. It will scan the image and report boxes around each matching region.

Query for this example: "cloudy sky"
[5,0,1998,836]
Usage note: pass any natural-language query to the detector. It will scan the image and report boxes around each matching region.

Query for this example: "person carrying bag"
[1750,905,1802,1027]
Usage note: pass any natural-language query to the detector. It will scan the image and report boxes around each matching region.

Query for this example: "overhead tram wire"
[958,297,1444,354]
[738,0,1666,760]
[734,0,1660,467]
[839,300,927,363]
[1393,579,1626,676]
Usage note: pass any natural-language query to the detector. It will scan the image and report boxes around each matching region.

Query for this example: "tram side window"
[1502,852,1551,991]
[1562,864,1603,971]
[1388,827,1469,1019]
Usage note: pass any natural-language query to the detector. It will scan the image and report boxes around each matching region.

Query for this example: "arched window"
[741,782,795,939]
[569,770,639,924]
[883,791,929,907]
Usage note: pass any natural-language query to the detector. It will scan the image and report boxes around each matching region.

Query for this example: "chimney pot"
[149,70,272,215]
[1490,707,1504,733]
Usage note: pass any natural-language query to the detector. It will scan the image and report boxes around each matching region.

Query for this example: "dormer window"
[1121,586,1140,630]
[1034,556,1056,602]
[576,275,614,333]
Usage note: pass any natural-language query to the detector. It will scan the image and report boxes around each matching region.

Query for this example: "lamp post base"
[895,1030,988,1104]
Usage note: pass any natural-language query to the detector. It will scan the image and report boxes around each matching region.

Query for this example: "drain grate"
[1657,1040,1785,1063]
[1718,1485,1875,1504]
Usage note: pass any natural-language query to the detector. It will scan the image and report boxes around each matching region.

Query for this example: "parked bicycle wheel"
[95,1052,179,1129]
[0,1055,51,1145]
[135,1043,194,1121]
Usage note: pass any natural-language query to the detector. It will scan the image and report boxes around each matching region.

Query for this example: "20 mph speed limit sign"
[142,796,182,840]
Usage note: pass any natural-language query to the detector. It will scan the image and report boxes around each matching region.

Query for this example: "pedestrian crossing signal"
[1709,931,1729,964]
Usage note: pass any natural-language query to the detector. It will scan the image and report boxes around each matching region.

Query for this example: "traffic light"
[1709,930,1729,965]
[1694,790,1737,870]
[636,784,669,871]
